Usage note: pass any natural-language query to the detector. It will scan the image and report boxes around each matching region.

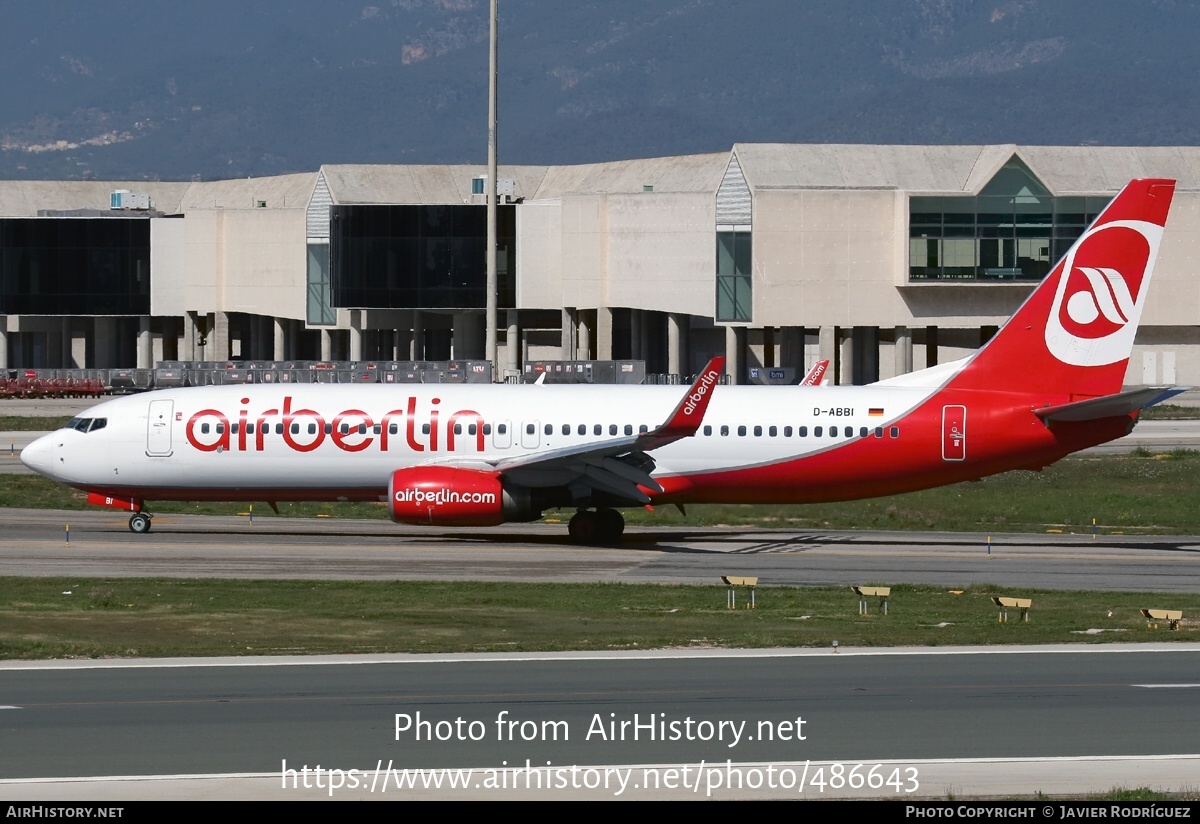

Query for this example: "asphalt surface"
[1,646,1198,800]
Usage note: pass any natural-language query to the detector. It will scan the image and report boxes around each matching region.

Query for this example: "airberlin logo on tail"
[1045,219,1162,367]
[682,367,721,416]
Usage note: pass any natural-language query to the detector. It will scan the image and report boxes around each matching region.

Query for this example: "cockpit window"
[63,417,106,433]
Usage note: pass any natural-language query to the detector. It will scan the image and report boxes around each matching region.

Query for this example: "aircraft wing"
[1034,386,1188,423]
[457,357,725,504]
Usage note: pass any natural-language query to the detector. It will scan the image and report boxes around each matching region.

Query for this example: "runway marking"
[1132,683,1200,688]
[2,643,1198,671]
[0,705,20,710]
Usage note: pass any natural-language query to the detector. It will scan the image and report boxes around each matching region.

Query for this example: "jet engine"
[388,466,539,526]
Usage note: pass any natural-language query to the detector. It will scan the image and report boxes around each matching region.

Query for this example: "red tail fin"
[950,178,1175,398]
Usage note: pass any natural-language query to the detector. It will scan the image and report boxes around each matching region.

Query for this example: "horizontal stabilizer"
[1034,387,1189,423]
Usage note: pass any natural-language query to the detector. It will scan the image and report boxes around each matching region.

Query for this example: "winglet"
[638,356,725,450]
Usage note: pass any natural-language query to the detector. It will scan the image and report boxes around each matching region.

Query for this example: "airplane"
[21,178,1181,545]
[800,359,830,386]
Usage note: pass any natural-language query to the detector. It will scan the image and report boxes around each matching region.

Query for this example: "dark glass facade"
[0,218,150,314]
[716,230,752,322]
[909,162,1111,282]
[329,204,515,309]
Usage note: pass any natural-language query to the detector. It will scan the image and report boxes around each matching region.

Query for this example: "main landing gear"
[128,512,152,534]
[567,508,625,545]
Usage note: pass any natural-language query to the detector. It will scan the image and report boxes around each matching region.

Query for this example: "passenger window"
[814,426,823,437]
[468,424,476,435]
[594,424,602,435]
[720,425,729,436]
[231,423,239,434]
[308,423,317,435]
[275,424,283,435]
[291,423,299,435]
[389,424,399,435]
[859,427,868,438]
[624,424,633,436]
[455,424,464,435]
[875,427,884,438]
[201,423,211,434]
[737,425,747,436]
[544,423,552,436]
[338,424,347,434]
[753,426,762,437]
[483,423,492,435]
[703,425,712,436]
[799,426,808,437]
[639,424,648,434]
[562,424,570,436]
[373,425,381,435]
[890,426,900,438]
[578,424,586,435]
[784,426,792,437]
[609,424,618,436]
[497,423,507,435]
[216,423,225,434]
[245,423,254,435]
[831,428,839,438]
[768,426,777,437]
[526,423,536,435]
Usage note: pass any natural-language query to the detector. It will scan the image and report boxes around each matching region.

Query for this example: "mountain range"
[1,0,1197,181]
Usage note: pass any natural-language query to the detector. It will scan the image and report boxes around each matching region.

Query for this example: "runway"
[1,646,1197,800]
[2,507,1199,591]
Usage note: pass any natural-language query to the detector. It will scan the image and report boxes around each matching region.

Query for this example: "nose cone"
[21,433,58,478]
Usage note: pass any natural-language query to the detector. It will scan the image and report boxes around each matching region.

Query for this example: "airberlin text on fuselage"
[184,395,486,454]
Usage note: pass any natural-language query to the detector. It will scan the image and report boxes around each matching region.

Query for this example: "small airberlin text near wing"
[637,356,725,450]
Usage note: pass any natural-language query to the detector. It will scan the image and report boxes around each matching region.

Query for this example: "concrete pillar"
[561,307,577,359]
[273,318,287,361]
[578,311,591,360]
[181,312,196,362]
[47,321,63,368]
[0,319,7,370]
[667,312,684,375]
[505,309,519,374]
[212,312,230,362]
[818,326,837,383]
[596,307,614,360]
[925,325,939,368]
[349,310,363,362]
[320,329,332,362]
[894,326,913,376]
[852,326,879,385]
[838,328,854,386]
[452,311,483,360]
[724,326,746,385]
[137,317,152,369]
[780,326,804,370]
[627,309,640,359]
[61,320,75,368]
[763,326,776,369]
[93,317,115,368]
[411,310,424,360]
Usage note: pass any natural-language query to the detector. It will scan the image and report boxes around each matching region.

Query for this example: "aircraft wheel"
[129,513,152,534]
[595,508,625,543]
[567,511,597,545]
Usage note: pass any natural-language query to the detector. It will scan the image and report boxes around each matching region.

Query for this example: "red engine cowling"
[388,466,505,526]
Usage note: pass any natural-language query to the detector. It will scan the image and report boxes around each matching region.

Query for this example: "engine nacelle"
[389,466,522,526]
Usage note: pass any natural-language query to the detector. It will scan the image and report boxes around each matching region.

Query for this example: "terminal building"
[1,144,1197,384]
